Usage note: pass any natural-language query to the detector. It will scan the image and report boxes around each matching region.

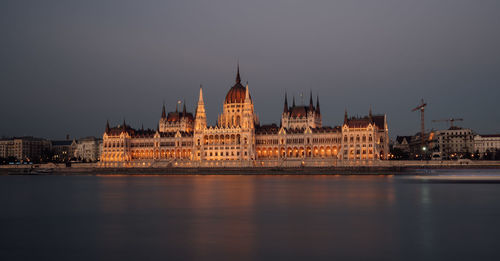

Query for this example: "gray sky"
[1,0,499,139]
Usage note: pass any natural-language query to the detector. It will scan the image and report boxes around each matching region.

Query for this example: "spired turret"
[281,91,322,129]
[283,93,289,114]
[218,64,256,128]
[195,85,207,131]
[158,100,194,133]
[105,120,110,134]
[196,65,257,162]
[309,90,314,111]
[224,64,249,104]
[241,82,257,129]
[316,95,320,115]
[161,104,166,118]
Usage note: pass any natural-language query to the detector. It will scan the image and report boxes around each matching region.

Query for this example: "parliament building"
[100,66,389,167]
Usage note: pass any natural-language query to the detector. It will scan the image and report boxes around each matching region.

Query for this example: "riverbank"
[1,160,500,175]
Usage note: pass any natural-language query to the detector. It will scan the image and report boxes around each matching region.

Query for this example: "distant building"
[74,137,102,162]
[435,127,474,158]
[0,137,51,162]
[393,136,412,153]
[340,110,389,160]
[51,139,77,162]
[0,139,15,159]
[474,134,500,154]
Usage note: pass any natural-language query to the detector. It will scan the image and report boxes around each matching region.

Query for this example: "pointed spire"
[195,85,207,130]
[292,96,296,107]
[236,62,241,84]
[161,103,166,118]
[309,90,314,110]
[176,100,179,112]
[316,95,320,114]
[182,100,187,115]
[244,82,250,102]
[344,109,348,124]
[198,85,204,104]
[122,119,126,131]
[141,123,144,131]
[283,92,289,113]
[105,120,110,133]
[369,106,373,121]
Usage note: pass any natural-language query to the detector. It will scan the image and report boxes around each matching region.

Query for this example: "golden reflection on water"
[187,175,256,259]
[97,176,129,214]
[93,174,399,258]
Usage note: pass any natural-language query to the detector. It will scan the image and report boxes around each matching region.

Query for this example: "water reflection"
[2,173,500,260]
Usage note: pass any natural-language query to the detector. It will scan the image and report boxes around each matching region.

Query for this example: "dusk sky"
[1,0,499,139]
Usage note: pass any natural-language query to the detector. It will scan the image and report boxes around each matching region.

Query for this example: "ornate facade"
[100,66,389,167]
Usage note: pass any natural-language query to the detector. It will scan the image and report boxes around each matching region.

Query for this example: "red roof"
[346,115,385,129]
[167,112,194,122]
[225,82,248,104]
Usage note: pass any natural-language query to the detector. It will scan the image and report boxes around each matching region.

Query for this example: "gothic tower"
[195,85,207,131]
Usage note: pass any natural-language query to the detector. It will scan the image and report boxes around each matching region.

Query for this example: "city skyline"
[2,1,500,139]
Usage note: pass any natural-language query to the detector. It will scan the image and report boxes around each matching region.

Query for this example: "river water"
[1,170,500,260]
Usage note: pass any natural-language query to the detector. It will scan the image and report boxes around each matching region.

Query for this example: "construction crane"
[411,99,427,151]
[432,118,464,128]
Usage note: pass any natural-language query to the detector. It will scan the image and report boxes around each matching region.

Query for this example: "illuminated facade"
[100,66,389,167]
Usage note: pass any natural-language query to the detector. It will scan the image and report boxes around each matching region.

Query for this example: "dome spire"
[236,62,241,84]
[161,103,166,118]
[292,96,296,107]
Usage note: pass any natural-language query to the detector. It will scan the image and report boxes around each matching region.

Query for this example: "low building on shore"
[474,134,500,159]
[51,139,77,162]
[0,137,51,162]
[435,127,474,159]
[74,137,102,162]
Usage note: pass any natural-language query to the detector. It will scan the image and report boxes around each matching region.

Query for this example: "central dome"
[225,82,246,104]
[224,65,251,104]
